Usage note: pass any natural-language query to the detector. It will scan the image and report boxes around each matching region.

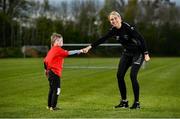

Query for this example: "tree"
[135,0,180,56]
[35,17,53,45]
[124,0,138,24]
[0,0,35,47]
[99,0,126,36]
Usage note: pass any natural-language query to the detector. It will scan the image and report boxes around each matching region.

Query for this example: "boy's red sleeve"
[58,48,69,57]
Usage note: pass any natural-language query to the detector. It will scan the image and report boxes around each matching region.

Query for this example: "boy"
[44,33,83,111]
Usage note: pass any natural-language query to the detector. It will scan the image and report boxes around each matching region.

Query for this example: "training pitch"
[0,57,180,118]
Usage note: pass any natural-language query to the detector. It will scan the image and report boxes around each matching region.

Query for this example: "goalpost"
[21,43,122,58]
[21,44,146,69]
[63,43,122,47]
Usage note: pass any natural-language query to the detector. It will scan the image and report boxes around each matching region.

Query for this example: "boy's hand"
[80,49,83,53]
[45,70,48,78]
[144,54,150,62]
[76,49,83,54]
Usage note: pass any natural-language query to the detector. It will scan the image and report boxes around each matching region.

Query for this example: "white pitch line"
[64,66,117,69]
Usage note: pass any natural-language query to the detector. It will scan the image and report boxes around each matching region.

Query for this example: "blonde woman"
[83,11,150,109]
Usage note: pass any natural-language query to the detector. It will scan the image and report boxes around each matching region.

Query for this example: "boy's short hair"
[51,33,62,46]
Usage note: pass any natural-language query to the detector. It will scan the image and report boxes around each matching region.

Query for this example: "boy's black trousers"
[48,70,61,108]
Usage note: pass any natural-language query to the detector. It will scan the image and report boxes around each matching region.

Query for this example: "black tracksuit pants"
[48,70,61,108]
[117,53,144,102]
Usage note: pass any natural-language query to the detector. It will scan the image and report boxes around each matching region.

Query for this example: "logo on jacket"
[123,35,128,40]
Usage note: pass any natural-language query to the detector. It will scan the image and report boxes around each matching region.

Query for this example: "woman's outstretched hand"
[82,45,92,53]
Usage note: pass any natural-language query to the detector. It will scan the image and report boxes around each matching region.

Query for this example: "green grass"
[0,57,180,118]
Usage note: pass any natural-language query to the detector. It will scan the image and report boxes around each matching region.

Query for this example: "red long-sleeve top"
[44,46,68,77]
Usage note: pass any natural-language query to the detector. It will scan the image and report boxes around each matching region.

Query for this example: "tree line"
[0,0,180,57]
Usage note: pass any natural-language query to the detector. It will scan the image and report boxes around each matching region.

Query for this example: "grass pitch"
[0,57,180,118]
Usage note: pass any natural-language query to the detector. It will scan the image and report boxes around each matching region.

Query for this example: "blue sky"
[171,0,180,5]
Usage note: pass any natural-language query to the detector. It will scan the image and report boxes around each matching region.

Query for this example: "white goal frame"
[63,43,122,47]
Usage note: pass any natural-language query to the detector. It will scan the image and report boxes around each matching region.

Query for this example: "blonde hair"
[108,11,121,20]
[50,33,62,47]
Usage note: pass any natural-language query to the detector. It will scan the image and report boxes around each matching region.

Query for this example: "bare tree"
[137,0,178,25]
